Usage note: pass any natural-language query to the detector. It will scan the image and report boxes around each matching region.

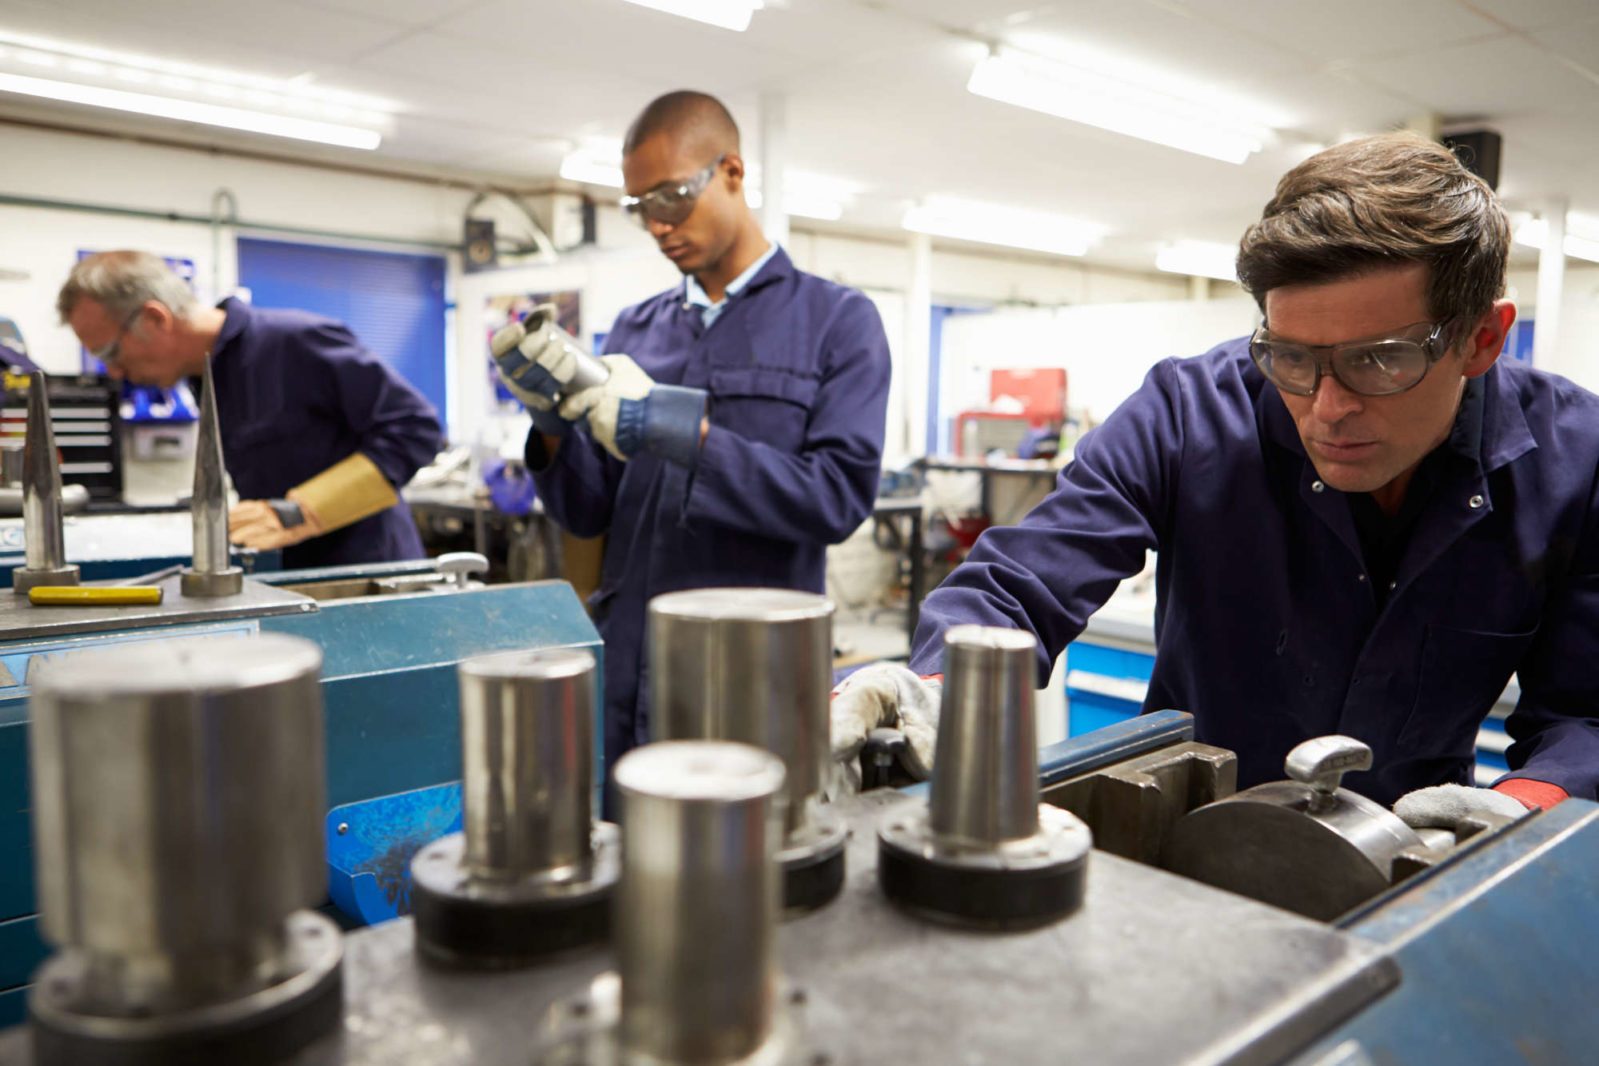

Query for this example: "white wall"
[0,125,474,378]
[939,298,1260,440]
[1506,264,1599,391]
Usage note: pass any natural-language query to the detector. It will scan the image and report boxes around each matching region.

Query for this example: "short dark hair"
[1236,131,1510,333]
[623,90,740,157]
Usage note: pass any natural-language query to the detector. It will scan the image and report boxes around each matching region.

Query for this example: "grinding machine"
[0,361,605,1024]
[1,592,1595,1063]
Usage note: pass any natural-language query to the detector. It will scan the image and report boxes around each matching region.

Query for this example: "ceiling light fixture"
[0,28,391,148]
[619,0,761,32]
[967,49,1273,165]
[0,70,382,149]
[902,196,1106,257]
[1155,240,1239,281]
[1514,214,1599,265]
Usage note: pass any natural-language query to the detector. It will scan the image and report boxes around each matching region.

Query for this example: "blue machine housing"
[0,573,601,1027]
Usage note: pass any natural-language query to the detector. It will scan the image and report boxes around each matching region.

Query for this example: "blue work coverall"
[530,250,891,766]
[913,339,1599,807]
[211,298,442,569]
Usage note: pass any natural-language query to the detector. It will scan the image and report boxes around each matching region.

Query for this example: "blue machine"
[0,566,601,1027]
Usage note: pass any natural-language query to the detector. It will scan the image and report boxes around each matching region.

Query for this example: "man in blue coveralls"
[494,90,892,768]
[59,251,441,569]
[835,132,1598,823]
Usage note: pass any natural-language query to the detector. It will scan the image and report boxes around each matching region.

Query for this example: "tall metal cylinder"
[13,372,79,593]
[648,588,832,830]
[614,741,786,1064]
[182,358,242,597]
[459,647,595,879]
[29,633,327,1014]
[928,625,1042,846]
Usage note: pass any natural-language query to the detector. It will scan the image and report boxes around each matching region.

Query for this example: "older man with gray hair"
[59,251,442,568]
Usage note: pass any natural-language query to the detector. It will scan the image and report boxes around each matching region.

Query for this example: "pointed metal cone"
[190,357,230,575]
[22,371,66,571]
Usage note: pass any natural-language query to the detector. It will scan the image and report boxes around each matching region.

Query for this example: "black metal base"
[411,827,619,970]
[29,912,343,1066]
[782,839,847,912]
[876,807,1091,930]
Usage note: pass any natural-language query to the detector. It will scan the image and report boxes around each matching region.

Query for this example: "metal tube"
[181,358,242,597]
[191,358,228,574]
[0,439,24,486]
[614,741,786,1064]
[458,647,596,880]
[28,633,326,1014]
[928,625,1042,846]
[23,372,66,571]
[648,588,832,834]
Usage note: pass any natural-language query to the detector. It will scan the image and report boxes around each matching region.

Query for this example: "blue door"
[235,239,448,426]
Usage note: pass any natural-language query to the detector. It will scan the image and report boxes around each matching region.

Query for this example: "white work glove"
[490,304,586,434]
[825,662,942,799]
[1394,784,1529,832]
[559,354,707,466]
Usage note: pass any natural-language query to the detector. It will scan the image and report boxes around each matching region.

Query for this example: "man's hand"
[1394,783,1529,831]
[825,662,942,798]
[229,496,322,550]
[490,304,590,435]
[559,354,707,466]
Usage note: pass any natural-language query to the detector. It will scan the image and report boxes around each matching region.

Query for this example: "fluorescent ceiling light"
[1156,240,1238,281]
[968,50,1272,165]
[0,70,382,149]
[902,196,1106,257]
[559,139,625,187]
[620,0,760,32]
[1514,215,1599,265]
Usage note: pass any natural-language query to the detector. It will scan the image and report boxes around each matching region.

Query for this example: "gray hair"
[57,250,199,323]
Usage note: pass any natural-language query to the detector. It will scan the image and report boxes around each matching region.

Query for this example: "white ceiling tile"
[1176,0,1503,64]
[1464,0,1599,32]
[1341,34,1599,118]
[1529,16,1599,80]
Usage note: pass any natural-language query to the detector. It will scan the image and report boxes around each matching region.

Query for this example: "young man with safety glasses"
[835,132,1595,825]
[494,90,891,768]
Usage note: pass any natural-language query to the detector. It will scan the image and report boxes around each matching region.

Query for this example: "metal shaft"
[928,626,1043,846]
[614,741,787,1064]
[649,588,832,834]
[22,372,67,572]
[458,647,596,880]
[28,633,326,1014]
[191,357,228,574]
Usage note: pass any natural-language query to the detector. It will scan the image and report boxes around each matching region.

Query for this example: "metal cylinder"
[29,633,327,1014]
[15,372,79,593]
[191,359,229,575]
[614,741,786,1064]
[459,647,596,879]
[0,439,23,486]
[928,625,1042,846]
[648,588,832,832]
[182,358,242,597]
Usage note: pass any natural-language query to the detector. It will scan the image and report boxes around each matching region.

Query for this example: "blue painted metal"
[1292,799,1599,1063]
[325,783,461,925]
[0,574,601,1006]
[1038,709,1194,787]
[0,986,24,1032]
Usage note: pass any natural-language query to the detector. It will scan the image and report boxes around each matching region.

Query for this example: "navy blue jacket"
[530,250,891,765]
[913,339,1599,807]
[211,298,441,569]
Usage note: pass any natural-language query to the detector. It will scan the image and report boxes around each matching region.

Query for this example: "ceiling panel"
[298,0,486,28]
[1176,0,1502,64]
[1464,0,1599,31]
[1530,16,1599,78]
[1342,33,1599,118]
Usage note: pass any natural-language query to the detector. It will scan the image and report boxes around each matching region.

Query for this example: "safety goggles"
[620,154,725,227]
[87,305,146,366]
[1249,318,1459,397]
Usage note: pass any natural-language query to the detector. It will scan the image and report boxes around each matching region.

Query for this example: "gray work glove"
[490,303,588,436]
[823,662,942,800]
[1394,784,1529,831]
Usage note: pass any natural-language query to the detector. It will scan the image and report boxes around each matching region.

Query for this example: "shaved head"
[623,90,740,159]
